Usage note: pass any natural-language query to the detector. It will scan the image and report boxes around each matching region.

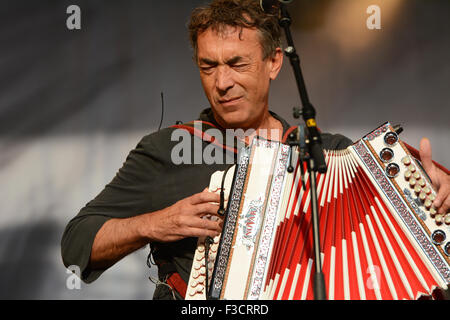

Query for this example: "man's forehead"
[197,26,263,60]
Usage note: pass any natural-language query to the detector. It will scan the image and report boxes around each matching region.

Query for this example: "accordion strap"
[171,120,238,154]
[166,272,187,299]
[282,126,298,144]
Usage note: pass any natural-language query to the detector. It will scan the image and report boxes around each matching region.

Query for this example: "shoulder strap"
[171,120,238,154]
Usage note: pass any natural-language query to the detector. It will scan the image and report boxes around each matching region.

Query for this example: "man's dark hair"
[188,0,282,62]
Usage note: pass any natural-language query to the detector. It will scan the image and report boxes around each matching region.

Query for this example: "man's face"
[196,26,283,129]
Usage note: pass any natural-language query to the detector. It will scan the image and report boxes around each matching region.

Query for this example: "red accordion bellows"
[265,150,439,300]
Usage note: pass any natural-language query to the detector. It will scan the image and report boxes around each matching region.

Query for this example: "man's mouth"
[218,96,243,106]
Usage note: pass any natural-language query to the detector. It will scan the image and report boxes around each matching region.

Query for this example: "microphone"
[260,0,293,13]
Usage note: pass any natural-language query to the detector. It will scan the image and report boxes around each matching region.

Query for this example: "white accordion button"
[418,178,426,188]
[414,185,422,195]
[424,199,433,210]
[188,291,197,297]
[404,170,412,181]
[435,214,444,226]
[422,186,431,195]
[429,207,437,218]
[445,214,450,225]
[401,156,411,166]
[194,262,203,271]
[192,269,200,279]
[419,192,427,202]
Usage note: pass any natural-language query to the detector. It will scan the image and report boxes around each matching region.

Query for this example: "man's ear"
[269,47,284,80]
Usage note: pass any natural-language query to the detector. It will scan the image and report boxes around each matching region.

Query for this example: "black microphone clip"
[260,0,293,13]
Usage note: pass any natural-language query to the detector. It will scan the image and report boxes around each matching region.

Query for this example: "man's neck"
[220,111,283,145]
[244,112,283,144]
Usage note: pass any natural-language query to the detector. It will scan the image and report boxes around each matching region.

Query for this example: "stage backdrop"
[0,0,448,299]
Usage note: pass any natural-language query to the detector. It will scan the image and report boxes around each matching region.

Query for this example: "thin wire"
[158,91,164,131]
[148,275,177,300]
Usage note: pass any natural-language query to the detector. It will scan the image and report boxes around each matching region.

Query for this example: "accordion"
[186,122,450,300]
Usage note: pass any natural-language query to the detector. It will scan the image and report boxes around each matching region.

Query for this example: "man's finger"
[183,227,221,239]
[183,216,222,232]
[419,137,434,174]
[190,190,221,205]
[192,203,221,216]
[434,189,450,214]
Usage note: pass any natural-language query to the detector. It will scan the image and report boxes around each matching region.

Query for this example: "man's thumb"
[419,137,434,174]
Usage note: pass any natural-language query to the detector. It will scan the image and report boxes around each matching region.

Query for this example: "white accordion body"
[186,122,450,300]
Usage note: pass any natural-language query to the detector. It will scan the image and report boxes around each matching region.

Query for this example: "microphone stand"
[279,3,327,300]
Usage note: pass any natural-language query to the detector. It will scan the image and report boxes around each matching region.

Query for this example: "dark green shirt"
[60,108,352,299]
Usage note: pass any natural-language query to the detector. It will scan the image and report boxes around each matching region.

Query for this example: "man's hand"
[141,189,223,242]
[89,188,223,270]
[419,138,450,214]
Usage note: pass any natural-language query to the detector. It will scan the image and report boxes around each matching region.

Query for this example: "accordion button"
[445,243,450,257]
[402,156,411,166]
[188,291,196,297]
[409,165,417,173]
[418,178,426,188]
[424,199,433,209]
[435,214,444,226]
[384,132,399,146]
[405,170,412,180]
[445,214,450,225]
[419,192,427,202]
[432,229,446,245]
[380,148,394,162]
[429,207,437,218]
[412,172,421,181]
[386,163,400,178]
[404,170,412,180]
[409,178,417,187]
[422,186,431,195]
[428,193,436,202]
[414,185,422,195]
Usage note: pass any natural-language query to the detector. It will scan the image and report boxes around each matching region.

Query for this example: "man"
[61,0,449,300]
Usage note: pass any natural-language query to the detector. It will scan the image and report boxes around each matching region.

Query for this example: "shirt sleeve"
[60,131,167,283]
[321,132,353,150]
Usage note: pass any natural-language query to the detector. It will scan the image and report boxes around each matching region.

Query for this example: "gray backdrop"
[0,0,449,299]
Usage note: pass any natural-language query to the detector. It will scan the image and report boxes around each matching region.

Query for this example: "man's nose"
[216,66,234,94]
